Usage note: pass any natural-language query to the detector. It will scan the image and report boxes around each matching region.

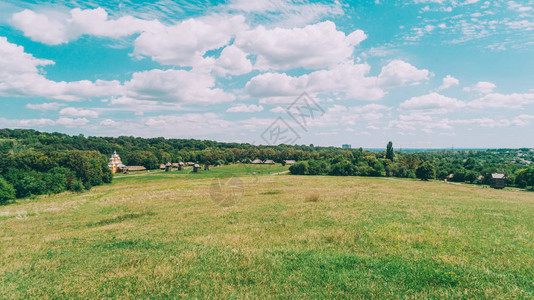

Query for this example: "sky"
[0,0,533,148]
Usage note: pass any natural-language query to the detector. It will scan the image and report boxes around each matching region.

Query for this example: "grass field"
[1,164,533,298]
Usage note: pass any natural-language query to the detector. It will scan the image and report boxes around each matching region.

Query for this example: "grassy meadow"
[0,164,533,298]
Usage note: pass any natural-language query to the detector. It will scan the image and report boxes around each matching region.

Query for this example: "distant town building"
[490,173,506,189]
[342,144,351,149]
[108,151,127,174]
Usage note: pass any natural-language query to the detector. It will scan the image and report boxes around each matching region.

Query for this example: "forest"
[0,128,533,204]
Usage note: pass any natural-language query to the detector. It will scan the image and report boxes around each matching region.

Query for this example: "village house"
[490,173,506,189]
[127,166,147,172]
[283,160,296,166]
[251,159,262,164]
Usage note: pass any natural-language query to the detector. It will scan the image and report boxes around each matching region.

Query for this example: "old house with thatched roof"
[108,151,127,174]
[177,162,184,170]
[127,166,147,172]
[187,162,195,166]
[283,160,296,166]
[193,164,200,172]
[491,173,506,189]
[159,164,166,170]
[165,162,172,172]
[263,159,275,164]
[251,159,262,164]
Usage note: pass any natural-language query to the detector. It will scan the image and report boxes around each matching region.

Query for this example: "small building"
[263,159,275,164]
[165,162,172,172]
[490,173,506,189]
[342,144,351,149]
[251,159,262,164]
[193,164,200,172]
[108,151,127,174]
[127,166,147,172]
[187,162,195,166]
[177,162,185,170]
[159,164,166,170]
[283,160,296,166]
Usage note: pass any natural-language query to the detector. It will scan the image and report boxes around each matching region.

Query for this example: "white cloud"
[214,45,253,76]
[124,69,235,104]
[269,106,286,113]
[134,15,247,67]
[25,102,65,111]
[0,37,122,101]
[59,107,99,118]
[10,8,159,45]
[463,81,496,94]
[235,21,366,70]
[16,117,89,127]
[226,104,264,112]
[100,119,118,127]
[437,75,459,91]
[400,93,466,113]
[468,93,534,109]
[377,60,431,88]
[246,60,429,100]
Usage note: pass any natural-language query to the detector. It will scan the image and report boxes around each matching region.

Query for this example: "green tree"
[386,141,394,161]
[416,162,435,181]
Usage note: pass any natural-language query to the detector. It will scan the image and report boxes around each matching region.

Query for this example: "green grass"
[1,164,533,298]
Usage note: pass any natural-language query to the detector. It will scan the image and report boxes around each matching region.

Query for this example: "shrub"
[416,162,435,181]
[289,162,309,175]
[0,177,15,205]
[71,180,85,193]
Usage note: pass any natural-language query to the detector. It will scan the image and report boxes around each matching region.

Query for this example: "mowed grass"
[1,165,533,299]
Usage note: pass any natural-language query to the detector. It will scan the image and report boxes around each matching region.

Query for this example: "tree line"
[1,129,533,204]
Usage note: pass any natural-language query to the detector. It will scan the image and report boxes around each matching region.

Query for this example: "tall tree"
[386,141,394,161]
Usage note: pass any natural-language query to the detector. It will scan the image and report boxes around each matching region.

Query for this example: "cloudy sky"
[0,0,533,148]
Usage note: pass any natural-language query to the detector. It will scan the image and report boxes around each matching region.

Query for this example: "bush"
[416,162,435,181]
[289,162,309,175]
[0,177,15,205]
[71,180,85,193]
[330,161,354,176]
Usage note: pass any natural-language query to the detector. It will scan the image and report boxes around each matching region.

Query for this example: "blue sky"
[0,0,533,148]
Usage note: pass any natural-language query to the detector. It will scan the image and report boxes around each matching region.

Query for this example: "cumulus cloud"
[226,104,264,112]
[134,15,247,67]
[16,117,89,128]
[59,107,99,118]
[400,92,466,113]
[124,69,235,104]
[246,60,429,100]
[10,8,159,45]
[25,102,65,111]
[214,45,253,76]
[235,21,366,70]
[376,60,431,88]
[0,37,122,101]
[468,93,534,109]
[437,75,459,91]
[463,81,496,94]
